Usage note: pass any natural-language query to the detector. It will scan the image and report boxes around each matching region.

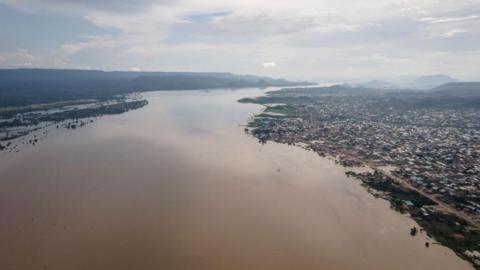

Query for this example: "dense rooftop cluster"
[247,93,480,221]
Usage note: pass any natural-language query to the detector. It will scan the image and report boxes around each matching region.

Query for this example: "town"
[242,85,480,267]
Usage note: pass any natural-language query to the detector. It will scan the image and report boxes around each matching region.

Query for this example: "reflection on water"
[0,89,473,270]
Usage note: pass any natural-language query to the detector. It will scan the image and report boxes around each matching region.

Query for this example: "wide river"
[0,89,473,270]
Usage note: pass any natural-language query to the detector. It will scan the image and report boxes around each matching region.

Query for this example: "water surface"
[0,89,472,270]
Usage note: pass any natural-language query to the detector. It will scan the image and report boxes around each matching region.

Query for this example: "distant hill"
[260,83,480,109]
[355,75,458,90]
[410,74,457,89]
[384,81,480,109]
[431,82,480,97]
[0,69,311,106]
[356,80,397,89]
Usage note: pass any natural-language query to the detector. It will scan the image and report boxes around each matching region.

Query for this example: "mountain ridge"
[0,68,312,106]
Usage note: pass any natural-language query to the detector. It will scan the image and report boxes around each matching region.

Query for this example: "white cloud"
[420,15,480,24]
[0,0,479,80]
[440,28,468,38]
[261,62,277,68]
[0,49,56,68]
[61,35,119,55]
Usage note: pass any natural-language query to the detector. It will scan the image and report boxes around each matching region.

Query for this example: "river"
[0,88,472,270]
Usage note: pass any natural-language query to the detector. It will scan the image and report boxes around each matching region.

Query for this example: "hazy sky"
[0,0,479,81]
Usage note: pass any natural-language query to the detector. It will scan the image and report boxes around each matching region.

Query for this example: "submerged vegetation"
[0,97,148,153]
[348,170,480,268]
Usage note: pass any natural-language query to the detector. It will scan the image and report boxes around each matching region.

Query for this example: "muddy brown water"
[0,89,473,270]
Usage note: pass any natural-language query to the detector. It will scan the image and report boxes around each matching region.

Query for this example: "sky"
[0,0,479,82]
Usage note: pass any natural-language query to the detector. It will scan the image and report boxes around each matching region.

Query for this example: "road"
[370,164,480,229]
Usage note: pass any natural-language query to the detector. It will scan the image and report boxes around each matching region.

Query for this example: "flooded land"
[0,89,473,270]
[0,94,148,152]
